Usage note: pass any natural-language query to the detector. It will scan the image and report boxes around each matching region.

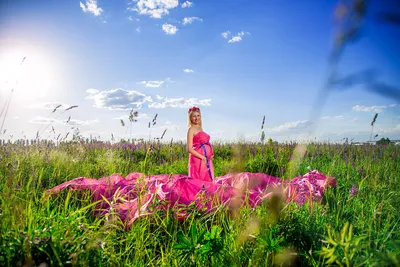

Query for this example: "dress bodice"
[192,131,211,147]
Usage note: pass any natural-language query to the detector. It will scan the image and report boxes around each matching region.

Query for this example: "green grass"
[0,140,399,266]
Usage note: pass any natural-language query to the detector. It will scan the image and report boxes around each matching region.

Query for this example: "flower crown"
[188,106,200,113]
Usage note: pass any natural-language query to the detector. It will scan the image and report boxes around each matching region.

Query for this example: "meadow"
[0,139,399,266]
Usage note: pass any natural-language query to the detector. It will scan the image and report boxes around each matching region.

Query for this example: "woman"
[187,106,214,181]
[45,107,336,228]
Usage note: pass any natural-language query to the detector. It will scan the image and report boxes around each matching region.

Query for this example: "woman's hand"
[201,156,207,165]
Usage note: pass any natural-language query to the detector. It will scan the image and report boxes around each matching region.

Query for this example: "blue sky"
[0,0,399,143]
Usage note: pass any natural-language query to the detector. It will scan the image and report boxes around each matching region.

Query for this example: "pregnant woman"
[45,107,336,228]
[186,106,214,182]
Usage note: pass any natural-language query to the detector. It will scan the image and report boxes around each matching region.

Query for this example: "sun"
[0,46,56,101]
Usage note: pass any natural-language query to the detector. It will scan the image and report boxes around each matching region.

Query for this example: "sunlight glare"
[0,47,56,101]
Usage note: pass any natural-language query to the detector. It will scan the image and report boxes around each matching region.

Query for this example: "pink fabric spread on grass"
[188,132,214,182]
[45,170,335,229]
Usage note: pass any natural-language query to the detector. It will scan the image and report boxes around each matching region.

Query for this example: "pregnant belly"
[196,144,212,157]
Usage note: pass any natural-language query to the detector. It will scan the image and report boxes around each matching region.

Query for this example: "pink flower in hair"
[188,106,200,113]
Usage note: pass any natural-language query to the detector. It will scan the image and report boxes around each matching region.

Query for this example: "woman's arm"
[187,128,206,161]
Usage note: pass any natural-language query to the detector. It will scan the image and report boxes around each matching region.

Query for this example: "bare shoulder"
[187,126,194,136]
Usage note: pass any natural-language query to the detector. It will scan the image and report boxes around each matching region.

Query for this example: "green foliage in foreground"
[0,141,399,266]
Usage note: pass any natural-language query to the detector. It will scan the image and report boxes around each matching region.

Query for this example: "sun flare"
[0,47,56,101]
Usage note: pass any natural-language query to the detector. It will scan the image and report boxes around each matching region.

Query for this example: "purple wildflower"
[297,179,305,206]
[358,167,364,176]
[350,184,359,197]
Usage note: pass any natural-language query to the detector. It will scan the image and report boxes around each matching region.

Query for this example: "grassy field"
[0,140,399,266]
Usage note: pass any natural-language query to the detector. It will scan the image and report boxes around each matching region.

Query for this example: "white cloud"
[29,116,58,124]
[266,120,314,133]
[181,1,193,8]
[322,115,344,120]
[182,16,202,25]
[136,27,141,33]
[228,36,243,43]
[80,0,103,16]
[86,88,153,110]
[183,69,194,73]
[221,31,231,39]
[148,96,211,108]
[352,105,388,113]
[67,119,99,126]
[129,0,179,19]
[165,77,174,83]
[113,113,149,121]
[162,23,178,35]
[160,123,180,130]
[30,102,70,110]
[222,31,250,43]
[138,80,166,88]
[227,31,249,43]
[29,116,98,126]
[378,124,400,133]
[86,88,99,94]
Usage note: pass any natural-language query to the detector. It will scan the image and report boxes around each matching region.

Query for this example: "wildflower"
[371,113,378,126]
[350,184,358,196]
[297,179,305,206]
[358,167,364,176]
[161,129,167,139]
[52,104,62,113]
[261,115,265,130]
[65,105,78,111]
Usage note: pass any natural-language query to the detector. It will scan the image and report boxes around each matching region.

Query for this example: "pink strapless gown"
[188,132,214,182]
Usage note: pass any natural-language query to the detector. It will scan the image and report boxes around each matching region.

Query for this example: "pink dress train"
[45,172,336,229]
[188,132,214,182]
[45,131,336,229]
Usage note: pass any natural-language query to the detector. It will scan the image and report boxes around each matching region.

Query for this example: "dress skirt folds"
[45,131,336,228]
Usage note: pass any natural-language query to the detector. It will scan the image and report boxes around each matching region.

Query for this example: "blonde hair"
[188,110,202,127]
